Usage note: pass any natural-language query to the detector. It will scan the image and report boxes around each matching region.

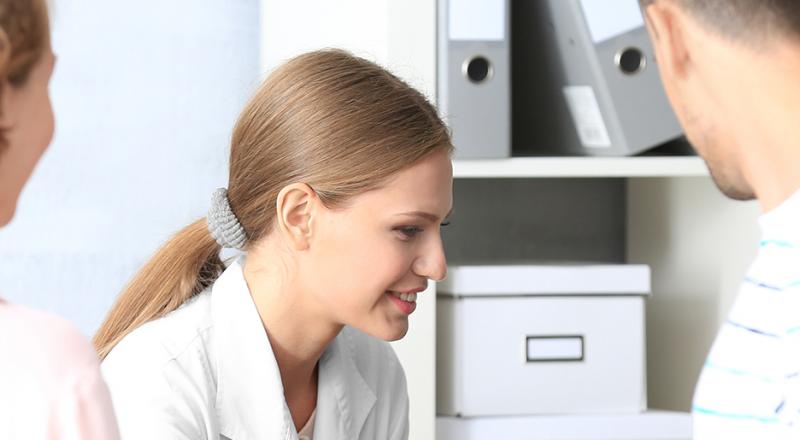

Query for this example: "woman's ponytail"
[93,219,226,359]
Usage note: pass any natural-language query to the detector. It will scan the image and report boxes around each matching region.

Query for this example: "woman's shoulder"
[99,292,217,439]
[102,291,215,371]
[0,301,99,380]
[0,302,119,439]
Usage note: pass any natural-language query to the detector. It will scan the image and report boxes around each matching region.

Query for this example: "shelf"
[437,410,692,439]
[453,156,708,178]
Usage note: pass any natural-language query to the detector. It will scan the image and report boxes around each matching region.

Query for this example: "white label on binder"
[579,0,645,44]
[563,86,612,149]
[526,337,584,362]
[448,0,505,41]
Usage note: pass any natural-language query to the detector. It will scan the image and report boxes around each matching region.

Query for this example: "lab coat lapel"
[212,257,296,440]
[315,329,377,440]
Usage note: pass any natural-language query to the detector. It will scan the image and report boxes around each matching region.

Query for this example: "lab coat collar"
[316,327,377,440]
[211,257,376,440]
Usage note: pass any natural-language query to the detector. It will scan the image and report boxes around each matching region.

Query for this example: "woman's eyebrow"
[395,208,454,222]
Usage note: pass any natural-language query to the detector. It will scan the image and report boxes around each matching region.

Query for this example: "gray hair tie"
[207,188,247,250]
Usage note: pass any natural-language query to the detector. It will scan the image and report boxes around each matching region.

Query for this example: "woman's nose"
[413,235,447,281]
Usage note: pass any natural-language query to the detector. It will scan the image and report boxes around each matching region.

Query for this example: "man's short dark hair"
[640,0,800,43]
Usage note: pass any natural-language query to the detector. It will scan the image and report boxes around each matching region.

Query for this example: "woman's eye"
[440,220,451,227]
[397,226,423,239]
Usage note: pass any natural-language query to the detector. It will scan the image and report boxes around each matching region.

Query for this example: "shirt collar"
[759,188,800,240]
[211,256,376,440]
[315,328,377,440]
[212,256,294,439]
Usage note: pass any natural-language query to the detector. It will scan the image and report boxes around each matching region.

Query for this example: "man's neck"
[728,44,800,212]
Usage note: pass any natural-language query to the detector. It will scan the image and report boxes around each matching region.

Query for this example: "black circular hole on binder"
[465,56,491,83]
[616,47,646,75]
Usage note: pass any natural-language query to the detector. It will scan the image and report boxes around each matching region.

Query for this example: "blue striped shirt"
[693,190,800,439]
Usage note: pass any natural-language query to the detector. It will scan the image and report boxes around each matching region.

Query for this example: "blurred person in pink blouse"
[0,0,119,438]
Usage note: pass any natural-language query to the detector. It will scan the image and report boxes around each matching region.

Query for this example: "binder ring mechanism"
[462,55,493,84]
[615,47,647,75]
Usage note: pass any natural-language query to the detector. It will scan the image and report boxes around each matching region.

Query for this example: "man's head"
[640,0,800,201]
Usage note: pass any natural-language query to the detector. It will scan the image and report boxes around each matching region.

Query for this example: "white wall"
[0,0,260,335]
[261,1,388,73]
[260,0,435,97]
[628,177,761,410]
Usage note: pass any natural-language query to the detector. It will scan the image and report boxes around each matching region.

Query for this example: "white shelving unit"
[261,1,761,439]
[454,156,707,178]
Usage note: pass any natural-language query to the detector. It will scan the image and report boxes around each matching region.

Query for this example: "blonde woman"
[0,0,119,438]
[96,49,453,439]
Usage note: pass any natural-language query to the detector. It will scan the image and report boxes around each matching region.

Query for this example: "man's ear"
[275,183,317,251]
[643,0,691,81]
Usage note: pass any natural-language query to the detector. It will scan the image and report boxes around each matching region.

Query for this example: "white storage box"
[436,411,692,440]
[437,264,650,417]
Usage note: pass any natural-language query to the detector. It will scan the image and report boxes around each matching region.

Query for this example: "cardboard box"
[437,264,650,416]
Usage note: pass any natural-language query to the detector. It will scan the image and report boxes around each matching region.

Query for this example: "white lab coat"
[101,257,409,440]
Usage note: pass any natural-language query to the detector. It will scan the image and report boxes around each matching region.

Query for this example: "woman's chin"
[366,320,409,342]
[384,321,410,342]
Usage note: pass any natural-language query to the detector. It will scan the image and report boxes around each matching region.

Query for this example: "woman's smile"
[385,291,417,315]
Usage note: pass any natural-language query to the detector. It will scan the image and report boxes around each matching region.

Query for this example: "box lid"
[437,264,650,296]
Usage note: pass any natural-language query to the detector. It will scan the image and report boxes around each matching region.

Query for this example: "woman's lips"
[386,291,417,315]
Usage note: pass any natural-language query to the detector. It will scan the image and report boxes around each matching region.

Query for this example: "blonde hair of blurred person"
[95,49,453,440]
[0,1,119,438]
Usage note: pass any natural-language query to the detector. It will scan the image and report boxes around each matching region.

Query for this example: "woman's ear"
[275,183,317,251]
